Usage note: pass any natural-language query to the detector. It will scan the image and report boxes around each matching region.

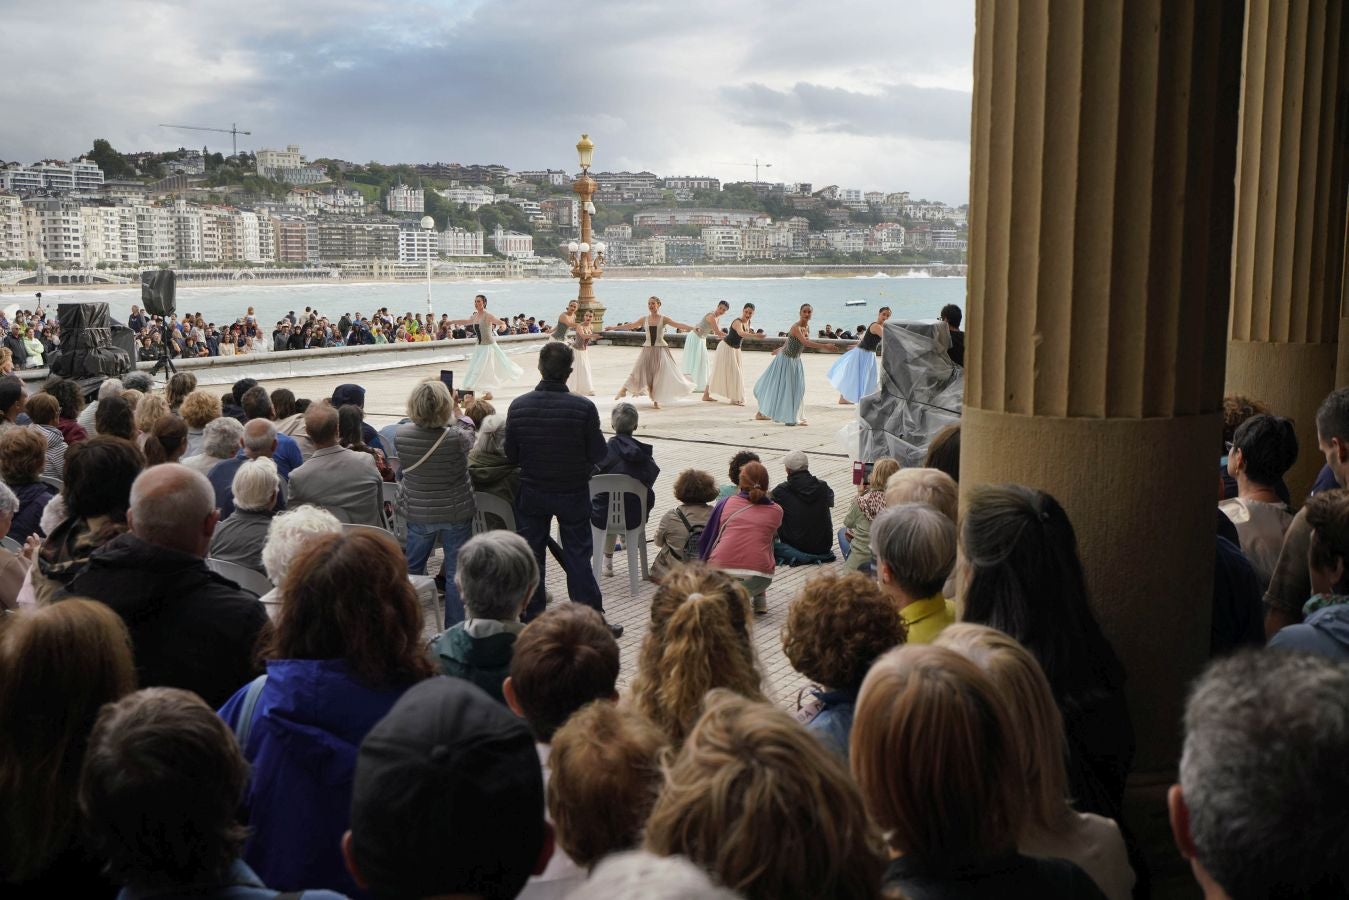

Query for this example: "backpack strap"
[234,674,268,750]
[402,427,451,474]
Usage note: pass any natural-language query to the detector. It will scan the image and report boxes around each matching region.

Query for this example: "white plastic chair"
[380,481,405,543]
[471,491,517,534]
[205,557,275,597]
[39,475,62,492]
[0,536,20,552]
[342,522,442,632]
[589,473,649,597]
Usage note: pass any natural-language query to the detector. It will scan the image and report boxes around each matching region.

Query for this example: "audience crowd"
[0,333,1347,900]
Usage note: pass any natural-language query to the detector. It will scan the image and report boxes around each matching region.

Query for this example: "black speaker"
[141,269,176,318]
[48,302,131,379]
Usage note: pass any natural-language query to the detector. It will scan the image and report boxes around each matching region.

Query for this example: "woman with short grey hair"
[590,402,659,577]
[468,413,518,530]
[0,481,31,610]
[256,504,343,616]
[182,417,244,477]
[428,530,538,702]
[207,457,280,575]
[872,502,957,644]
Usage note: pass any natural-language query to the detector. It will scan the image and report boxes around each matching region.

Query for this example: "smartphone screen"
[439,369,454,395]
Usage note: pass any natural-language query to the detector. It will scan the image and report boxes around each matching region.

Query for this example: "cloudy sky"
[1,0,975,202]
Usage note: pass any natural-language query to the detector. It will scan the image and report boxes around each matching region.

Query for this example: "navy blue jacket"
[590,434,659,530]
[505,379,607,492]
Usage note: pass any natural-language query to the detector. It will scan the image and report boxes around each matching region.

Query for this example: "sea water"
[14,273,966,337]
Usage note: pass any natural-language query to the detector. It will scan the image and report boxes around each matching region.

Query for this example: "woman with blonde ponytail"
[628,564,765,744]
[700,460,782,612]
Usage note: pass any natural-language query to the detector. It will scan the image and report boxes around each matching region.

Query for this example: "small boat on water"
[845,299,868,307]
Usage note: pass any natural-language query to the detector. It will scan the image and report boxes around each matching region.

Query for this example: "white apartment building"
[604,224,633,240]
[0,193,24,260]
[490,225,534,258]
[932,226,967,251]
[437,186,496,211]
[398,227,438,264]
[24,198,85,264]
[873,223,906,252]
[386,184,425,214]
[740,227,771,259]
[438,227,485,256]
[172,204,204,263]
[133,205,176,264]
[256,145,305,171]
[81,206,138,265]
[838,188,867,209]
[255,214,276,264]
[702,226,742,262]
[237,211,263,263]
[635,208,769,229]
[605,238,666,266]
[823,229,868,254]
[1,159,105,194]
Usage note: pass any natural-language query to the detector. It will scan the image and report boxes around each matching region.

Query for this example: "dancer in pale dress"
[681,301,729,393]
[829,306,891,404]
[753,304,841,426]
[705,302,755,405]
[447,294,523,400]
[567,310,597,396]
[608,297,695,410]
[553,300,578,344]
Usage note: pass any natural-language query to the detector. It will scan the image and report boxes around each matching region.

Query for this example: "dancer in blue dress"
[753,304,841,426]
[447,294,523,400]
[828,306,891,404]
[681,300,729,393]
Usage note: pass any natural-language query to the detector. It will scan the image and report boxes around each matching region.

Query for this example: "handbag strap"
[708,502,754,557]
[402,427,451,474]
[234,674,268,750]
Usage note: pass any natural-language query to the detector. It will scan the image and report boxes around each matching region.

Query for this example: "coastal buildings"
[256,145,328,185]
[1,159,104,194]
[398,227,437,264]
[24,198,86,264]
[438,227,485,257]
[490,225,533,259]
[0,193,24,260]
[386,184,424,214]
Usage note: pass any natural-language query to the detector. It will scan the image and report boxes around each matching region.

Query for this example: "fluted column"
[963,0,1244,789]
[1228,0,1349,498]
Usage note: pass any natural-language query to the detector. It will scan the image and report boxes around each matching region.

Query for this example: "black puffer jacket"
[771,470,835,555]
[590,434,659,530]
[505,380,606,492]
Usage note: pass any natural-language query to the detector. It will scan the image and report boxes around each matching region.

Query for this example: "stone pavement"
[260,341,866,709]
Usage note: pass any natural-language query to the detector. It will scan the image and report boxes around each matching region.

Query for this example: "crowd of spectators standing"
[0,336,1346,900]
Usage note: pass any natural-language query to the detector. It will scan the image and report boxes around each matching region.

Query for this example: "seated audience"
[208,457,280,575]
[211,419,289,520]
[701,460,782,612]
[142,416,188,466]
[223,377,257,422]
[31,437,140,606]
[343,678,550,900]
[78,378,124,436]
[782,570,907,757]
[257,505,342,617]
[1219,413,1298,590]
[650,468,717,580]
[571,851,740,899]
[961,483,1134,822]
[853,644,1105,898]
[1270,488,1349,659]
[119,388,141,416]
[122,371,153,394]
[771,450,836,564]
[883,465,959,521]
[464,396,496,430]
[839,456,899,572]
[338,403,392,481]
[45,379,88,445]
[25,392,67,480]
[179,389,222,457]
[923,422,961,483]
[183,416,243,476]
[467,413,518,528]
[547,702,668,872]
[873,502,957,644]
[240,386,304,477]
[80,688,346,900]
[165,371,197,414]
[0,426,55,542]
[63,463,268,708]
[1211,526,1264,656]
[591,402,659,577]
[0,600,135,898]
[429,530,537,702]
[937,624,1135,899]
[291,403,383,528]
[1168,651,1349,898]
[397,380,474,617]
[132,393,170,453]
[629,564,764,744]
[219,528,432,896]
[0,375,27,436]
[94,395,135,442]
[0,484,31,609]
[718,449,760,499]
[272,388,315,459]
[645,690,884,899]
[331,383,384,451]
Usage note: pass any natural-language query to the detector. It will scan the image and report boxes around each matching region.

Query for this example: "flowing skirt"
[827,347,879,404]
[622,346,692,404]
[706,341,744,403]
[681,333,712,391]
[753,352,806,424]
[463,342,524,392]
[568,348,595,395]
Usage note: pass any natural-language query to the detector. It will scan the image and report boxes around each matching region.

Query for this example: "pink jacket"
[705,494,783,576]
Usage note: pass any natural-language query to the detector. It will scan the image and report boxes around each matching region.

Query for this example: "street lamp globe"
[420,215,435,230]
[568,241,580,253]
[594,241,606,254]
[576,133,595,171]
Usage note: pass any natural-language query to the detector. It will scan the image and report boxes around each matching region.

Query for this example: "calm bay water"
[18,274,966,336]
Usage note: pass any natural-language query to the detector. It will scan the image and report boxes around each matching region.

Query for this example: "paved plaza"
[265,341,866,707]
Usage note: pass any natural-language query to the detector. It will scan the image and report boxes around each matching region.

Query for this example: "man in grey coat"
[287,404,383,527]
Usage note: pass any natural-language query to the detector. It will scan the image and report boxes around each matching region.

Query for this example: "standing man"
[940,303,965,367]
[506,342,622,637]
[4,323,28,369]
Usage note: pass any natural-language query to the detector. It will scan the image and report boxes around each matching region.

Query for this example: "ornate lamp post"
[569,134,606,328]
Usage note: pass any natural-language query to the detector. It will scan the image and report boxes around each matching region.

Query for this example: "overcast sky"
[1,0,975,202]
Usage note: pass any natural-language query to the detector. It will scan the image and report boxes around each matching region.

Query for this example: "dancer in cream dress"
[680,300,729,393]
[448,294,523,400]
[567,310,597,396]
[705,302,756,405]
[609,297,695,409]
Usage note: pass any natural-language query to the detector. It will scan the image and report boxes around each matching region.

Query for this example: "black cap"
[350,678,545,900]
[332,383,366,408]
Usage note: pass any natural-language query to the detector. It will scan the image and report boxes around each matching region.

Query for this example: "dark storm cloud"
[721,81,971,141]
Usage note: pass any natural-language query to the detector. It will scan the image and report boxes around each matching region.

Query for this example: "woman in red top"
[701,460,783,613]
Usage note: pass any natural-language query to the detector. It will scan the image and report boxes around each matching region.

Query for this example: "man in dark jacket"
[4,323,28,368]
[772,450,836,564]
[63,463,268,708]
[506,341,621,635]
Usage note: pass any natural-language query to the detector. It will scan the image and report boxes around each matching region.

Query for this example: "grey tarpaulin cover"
[858,320,963,466]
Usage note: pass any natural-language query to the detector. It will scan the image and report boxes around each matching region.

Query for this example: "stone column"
[1228,0,1349,498]
[962,0,1244,848]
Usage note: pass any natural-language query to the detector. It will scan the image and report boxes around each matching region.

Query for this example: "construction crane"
[714,158,773,182]
[159,122,252,158]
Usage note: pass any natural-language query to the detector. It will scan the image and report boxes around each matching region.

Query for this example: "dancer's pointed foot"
[702,393,715,402]
[837,396,853,405]
[615,388,627,400]
[652,402,661,410]
[755,413,770,421]
[483,392,493,401]
[797,419,810,426]
[732,401,746,406]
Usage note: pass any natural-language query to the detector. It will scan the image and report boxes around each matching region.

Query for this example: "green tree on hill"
[88,139,133,178]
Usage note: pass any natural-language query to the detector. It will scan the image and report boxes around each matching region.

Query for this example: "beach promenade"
[264,342,864,707]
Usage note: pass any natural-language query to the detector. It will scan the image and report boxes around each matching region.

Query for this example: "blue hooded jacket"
[218,659,415,898]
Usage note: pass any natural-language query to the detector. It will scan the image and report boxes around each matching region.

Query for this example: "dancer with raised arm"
[447,294,522,401]
[608,297,695,410]
[681,300,729,394]
[828,306,891,404]
[567,309,598,396]
[705,302,755,405]
[553,300,579,344]
[753,303,841,426]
